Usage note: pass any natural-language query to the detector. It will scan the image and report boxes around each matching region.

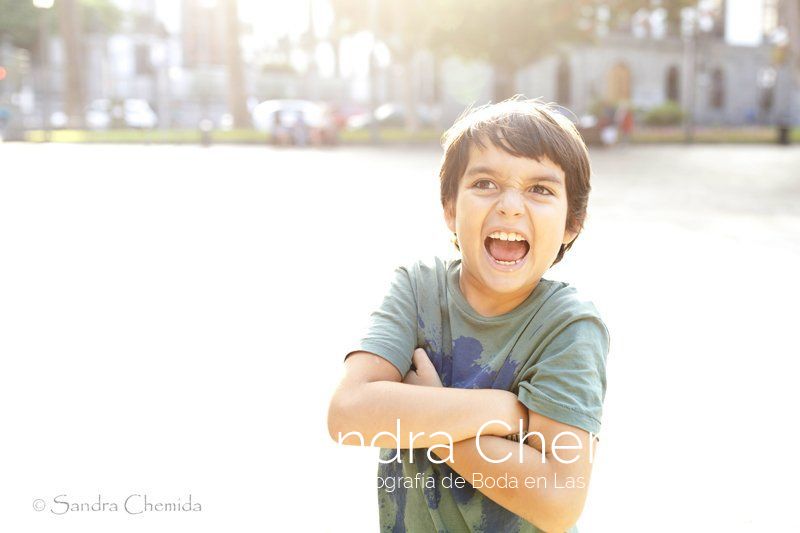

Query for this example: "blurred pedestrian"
[293,111,309,147]
[199,119,213,147]
[616,103,634,144]
[598,101,618,146]
[272,110,287,146]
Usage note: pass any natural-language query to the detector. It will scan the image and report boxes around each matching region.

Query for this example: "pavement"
[1,142,798,532]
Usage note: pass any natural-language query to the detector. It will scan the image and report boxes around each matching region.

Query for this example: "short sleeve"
[517,316,609,435]
[345,266,417,377]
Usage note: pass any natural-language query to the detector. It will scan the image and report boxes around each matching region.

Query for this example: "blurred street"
[1,142,799,531]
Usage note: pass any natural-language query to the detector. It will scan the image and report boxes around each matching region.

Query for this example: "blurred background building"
[0,0,798,138]
[518,0,794,127]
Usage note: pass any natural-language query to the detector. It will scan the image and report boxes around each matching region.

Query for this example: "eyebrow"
[465,165,565,186]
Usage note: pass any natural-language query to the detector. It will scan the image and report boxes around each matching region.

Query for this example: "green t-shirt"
[350,257,610,532]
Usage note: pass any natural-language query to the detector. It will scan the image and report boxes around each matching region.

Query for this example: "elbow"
[547,514,580,533]
[326,406,339,443]
[326,393,346,442]
[524,492,585,533]
[526,512,579,533]
[327,386,364,443]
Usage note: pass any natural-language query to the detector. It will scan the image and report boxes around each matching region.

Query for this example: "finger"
[413,348,437,375]
[412,348,430,369]
[402,369,420,384]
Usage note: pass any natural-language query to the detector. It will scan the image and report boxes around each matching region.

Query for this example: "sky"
[725,0,766,46]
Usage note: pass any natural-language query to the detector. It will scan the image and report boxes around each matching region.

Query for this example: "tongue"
[487,238,528,262]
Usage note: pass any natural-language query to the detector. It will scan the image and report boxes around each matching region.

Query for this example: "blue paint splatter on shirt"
[449,336,520,390]
[440,462,475,505]
[378,452,407,532]
[480,496,522,532]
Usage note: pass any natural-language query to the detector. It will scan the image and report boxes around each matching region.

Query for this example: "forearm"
[329,382,523,448]
[433,437,587,532]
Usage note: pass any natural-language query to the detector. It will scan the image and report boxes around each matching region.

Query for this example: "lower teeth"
[495,259,521,265]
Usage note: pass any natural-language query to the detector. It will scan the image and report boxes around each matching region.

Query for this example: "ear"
[443,202,456,234]
[562,226,578,246]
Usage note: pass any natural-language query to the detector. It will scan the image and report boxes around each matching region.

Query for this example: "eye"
[472,179,497,190]
[529,184,553,196]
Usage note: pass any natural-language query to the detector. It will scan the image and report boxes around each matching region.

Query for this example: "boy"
[327,98,610,532]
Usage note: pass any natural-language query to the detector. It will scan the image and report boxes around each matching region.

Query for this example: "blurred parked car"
[0,104,26,141]
[85,98,158,129]
[329,102,368,130]
[0,105,11,141]
[575,114,618,146]
[346,103,436,130]
[50,111,68,129]
[251,99,338,145]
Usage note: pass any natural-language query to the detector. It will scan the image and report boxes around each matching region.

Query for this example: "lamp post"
[681,7,698,144]
[33,0,54,142]
[776,0,799,145]
[198,0,216,134]
[368,0,380,143]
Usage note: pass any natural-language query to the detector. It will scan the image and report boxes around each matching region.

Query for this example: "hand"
[402,348,443,388]
[486,394,529,439]
[511,399,529,438]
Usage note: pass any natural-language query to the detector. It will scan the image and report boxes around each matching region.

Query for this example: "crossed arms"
[327,349,597,532]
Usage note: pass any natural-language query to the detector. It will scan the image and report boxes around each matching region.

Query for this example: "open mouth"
[484,231,530,265]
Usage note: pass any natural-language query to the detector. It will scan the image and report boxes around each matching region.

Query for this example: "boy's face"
[444,142,576,314]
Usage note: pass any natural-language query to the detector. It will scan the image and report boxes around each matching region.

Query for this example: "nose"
[496,188,524,217]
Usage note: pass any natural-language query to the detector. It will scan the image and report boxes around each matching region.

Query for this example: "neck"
[458,268,538,318]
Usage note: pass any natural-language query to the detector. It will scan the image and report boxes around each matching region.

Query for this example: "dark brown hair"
[439,97,592,265]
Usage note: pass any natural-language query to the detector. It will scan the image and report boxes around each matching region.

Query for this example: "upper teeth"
[488,231,526,242]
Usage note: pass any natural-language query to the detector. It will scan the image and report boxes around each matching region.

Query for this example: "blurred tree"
[58,0,85,128]
[331,0,434,131]
[81,0,123,35]
[385,0,430,131]
[0,0,121,53]
[329,4,357,79]
[223,0,249,128]
[330,0,696,104]
[0,1,41,51]
[421,0,594,100]
[0,0,121,129]
[607,0,696,35]
[782,0,800,81]
[776,0,799,143]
